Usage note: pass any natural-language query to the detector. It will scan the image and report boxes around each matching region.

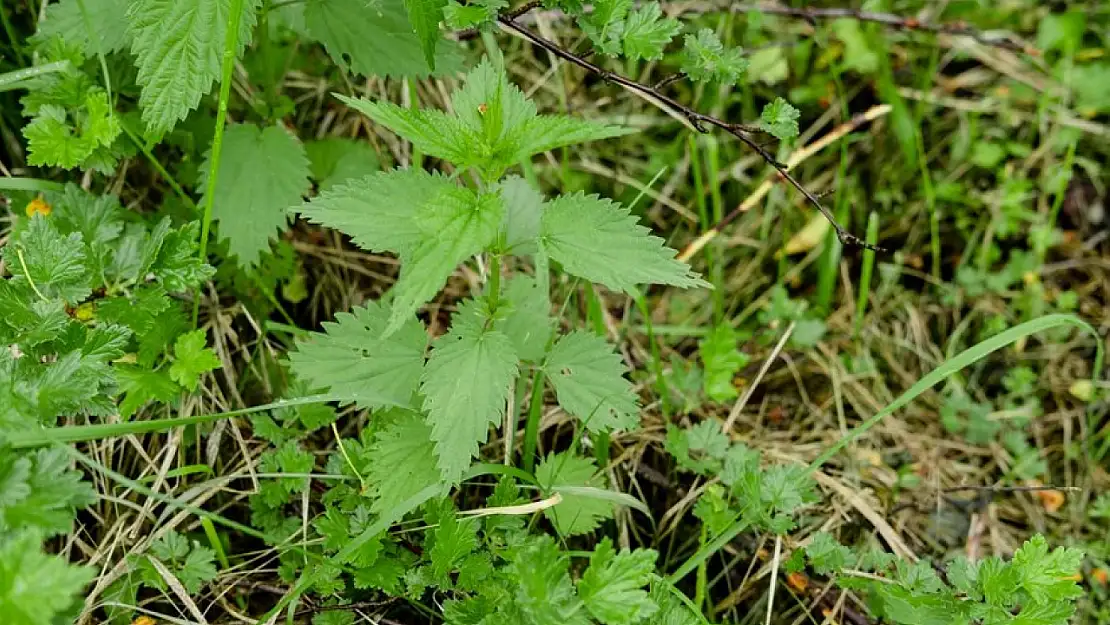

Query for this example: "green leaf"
[0,448,96,537]
[36,0,132,55]
[1036,11,1085,55]
[127,0,259,134]
[443,0,504,29]
[497,175,543,255]
[169,330,221,391]
[365,411,446,515]
[804,532,856,575]
[429,509,480,581]
[535,452,614,536]
[3,215,90,304]
[620,2,678,61]
[495,276,553,362]
[1011,534,1084,604]
[580,0,631,56]
[874,584,961,625]
[832,19,879,75]
[23,91,120,169]
[199,124,311,266]
[538,192,707,292]
[421,302,518,481]
[577,537,658,624]
[116,366,180,419]
[545,331,638,432]
[0,529,94,625]
[664,420,728,475]
[304,138,380,192]
[699,324,749,402]
[288,300,427,410]
[507,535,589,625]
[402,0,448,69]
[304,0,460,78]
[758,97,800,141]
[681,28,747,84]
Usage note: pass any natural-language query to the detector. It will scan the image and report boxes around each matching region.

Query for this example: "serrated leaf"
[758,97,799,141]
[366,411,446,515]
[681,28,747,84]
[0,529,94,625]
[36,0,132,55]
[429,510,479,581]
[699,324,749,402]
[421,305,518,481]
[497,175,543,255]
[288,300,427,410]
[338,94,476,166]
[304,0,460,78]
[3,215,90,304]
[577,537,658,624]
[545,331,638,432]
[169,330,221,391]
[539,192,707,293]
[23,90,120,169]
[199,124,311,266]
[580,0,631,56]
[620,2,678,61]
[402,0,448,69]
[804,532,856,575]
[127,0,259,134]
[508,535,589,625]
[535,452,614,536]
[0,448,96,537]
[116,366,180,419]
[664,420,729,475]
[1011,534,1084,604]
[496,276,552,362]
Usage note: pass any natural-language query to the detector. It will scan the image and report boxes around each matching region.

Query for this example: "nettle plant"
[257,57,710,622]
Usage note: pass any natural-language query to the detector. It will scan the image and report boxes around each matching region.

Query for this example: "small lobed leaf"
[1011,534,1084,604]
[577,537,658,624]
[545,331,639,432]
[620,2,679,61]
[0,529,95,625]
[539,192,708,293]
[169,330,221,392]
[199,124,311,267]
[681,28,748,84]
[758,97,800,141]
[3,215,90,304]
[507,535,589,625]
[288,299,427,410]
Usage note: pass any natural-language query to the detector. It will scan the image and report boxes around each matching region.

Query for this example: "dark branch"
[497,15,879,250]
[721,3,1036,55]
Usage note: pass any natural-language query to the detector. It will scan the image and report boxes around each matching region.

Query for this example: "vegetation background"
[0,0,1108,624]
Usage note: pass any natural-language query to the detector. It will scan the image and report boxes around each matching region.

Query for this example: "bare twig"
[497,15,877,250]
[717,3,1036,55]
[941,484,1080,494]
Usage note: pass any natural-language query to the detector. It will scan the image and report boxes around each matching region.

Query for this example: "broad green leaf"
[294,168,465,255]
[496,276,553,362]
[758,97,800,141]
[0,529,94,625]
[288,300,426,410]
[304,138,380,192]
[402,0,448,69]
[421,304,518,481]
[387,190,504,333]
[366,412,446,515]
[545,331,638,432]
[127,0,259,134]
[169,330,221,391]
[535,452,614,536]
[681,28,747,84]
[199,124,311,266]
[497,175,543,255]
[577,538,658,624]
[36,0,132,55]
[0,448,96,537]
[304,0,460,78]
[2,215,90,304]
[337,94,476,166]
[428,509,480,581]
[116,366,180,419]
[620,2,678,61]
[538,192,708,292]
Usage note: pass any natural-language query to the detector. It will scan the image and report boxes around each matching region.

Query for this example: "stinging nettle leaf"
[199,124,312,267]
[545,331,639,432]
[288,300,427,410]
[539,192,708,293]
[36,0,132,55]
[366,411,447,516]
[421,304,519,482]
[304,0,460,78]
[402,0,449,69]
[535,452,615,536]
[127,0,259,134]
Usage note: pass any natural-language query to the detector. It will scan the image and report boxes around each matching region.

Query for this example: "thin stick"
[723,321,794,433]
[678,104,892,262]
[764,534,783,625]
[497,15,875,250]
[942,484,1080,493]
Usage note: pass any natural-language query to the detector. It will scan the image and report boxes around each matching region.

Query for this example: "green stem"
[0,60,71,90]
[853,212,880,337]
[522,369,545,473]
[194,0,246,326]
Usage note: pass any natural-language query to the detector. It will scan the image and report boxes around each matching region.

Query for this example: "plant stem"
[194,0,246,326]
[853,211,879,337]
[522,369,544,473]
